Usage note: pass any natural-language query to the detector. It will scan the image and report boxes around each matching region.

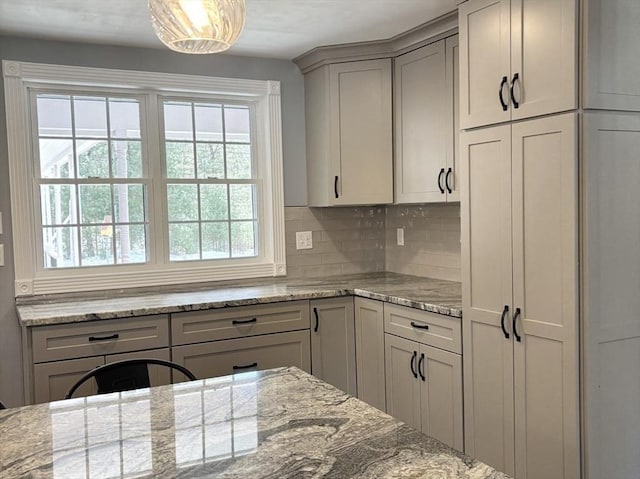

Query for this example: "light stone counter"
[16,272,461,327]
[0,367,507,479]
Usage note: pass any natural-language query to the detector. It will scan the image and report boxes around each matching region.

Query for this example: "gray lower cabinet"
[310,297,357,396]
[354,297,386,410]
[172,330,311,379]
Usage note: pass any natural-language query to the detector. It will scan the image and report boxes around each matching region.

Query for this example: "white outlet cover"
[296,231,313,250]
[397,227,404,246]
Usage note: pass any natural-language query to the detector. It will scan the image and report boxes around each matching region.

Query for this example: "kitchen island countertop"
[0,366,507,478]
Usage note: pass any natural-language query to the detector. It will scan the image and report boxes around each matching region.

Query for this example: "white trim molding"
[3,60,286,296]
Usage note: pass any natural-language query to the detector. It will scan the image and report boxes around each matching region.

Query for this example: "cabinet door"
[329,59,393,205]
[461,125,515,476]
[419,344,463,452]
[511,114,579,479]
[510,0,576,121]
[445,34,460,202]
[354,298,385,411]
[384,334,421,430]
[459,0,511,129]
[584,0,640,111]
[394,41,447,203]
[33,356,105,403]
[172,331,311,380]
[106,348,172,387]
[310,297,357,396]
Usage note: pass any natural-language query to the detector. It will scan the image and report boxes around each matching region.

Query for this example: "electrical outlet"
[0,212,3,234]
[397,228,405,246]
[296,231,313,250]
[0,244,4,266]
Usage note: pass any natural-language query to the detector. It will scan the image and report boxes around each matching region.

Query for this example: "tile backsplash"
[284,204,461,281]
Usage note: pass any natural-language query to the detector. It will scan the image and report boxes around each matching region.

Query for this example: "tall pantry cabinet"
[460,0,640,478]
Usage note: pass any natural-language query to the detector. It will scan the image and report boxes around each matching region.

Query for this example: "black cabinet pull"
[233,362,258,370]
[410,321,429,331]
[232,317,257,325]
[438,168,445,194]
[313,307,319,333]
[445,168,453,194]
[410,350,418,379]
[499,75,509,111]
[513,307,522,342]
[500,305,510,339]
[418,353,426,381]
[88,333,119,342]
[510,73,520,109]
[334,175,339,199]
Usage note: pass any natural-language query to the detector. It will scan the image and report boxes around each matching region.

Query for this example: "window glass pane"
[224,106,250,143]
[229,184,255,220]
[202,222,229,259]
[200,185,228,221]
[37,95,72,137]
[111,140,143,178]
[116,224,147,264]
[43,226,79,268]
[39,139,74,179]
[74,97,107,138]
[79,184,112,224]
[109,98,141,139]
[164,102,193,141]
[231,221,256,257]
[195,104,223,142]
[40,184,77,226]
[81,225,114,265]
[169,223,200,261]
[113,184,145,223]
[167,185,198,221]
[166,142,195,179]
[196,143,224,179]
[77,140,109,178]
[226,144,252,179]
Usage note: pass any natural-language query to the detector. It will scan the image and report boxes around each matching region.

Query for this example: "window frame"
[3,60,286,296]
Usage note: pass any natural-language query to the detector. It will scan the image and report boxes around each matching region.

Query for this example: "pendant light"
[148,0,246,54]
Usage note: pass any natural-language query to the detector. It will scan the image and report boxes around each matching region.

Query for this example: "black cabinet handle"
[88,333,119,342]
[445,168,453,194]
[410,321,429,331]
[410,350,418,379]
[438,168,445,194]
[500,305,510,339]
[510,73,520,109]
[313,307,319,333]
[232,317,257,325]
[499,75,509,111]
[513,307,522,342]
[418,353,426,381]
[334,175,339,199]
[233,362,258,370]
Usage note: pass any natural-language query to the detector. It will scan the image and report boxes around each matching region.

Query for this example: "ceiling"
[0,0,457,59]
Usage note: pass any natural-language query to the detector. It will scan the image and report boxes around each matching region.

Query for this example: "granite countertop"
[17,272,462,327]
[0,367,506,479]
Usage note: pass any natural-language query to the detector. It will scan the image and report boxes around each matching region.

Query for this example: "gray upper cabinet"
[305,59,393,206]
[394,35,460,204]
[459,0,577,129]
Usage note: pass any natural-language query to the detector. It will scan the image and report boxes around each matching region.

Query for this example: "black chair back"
[65,358,197,400]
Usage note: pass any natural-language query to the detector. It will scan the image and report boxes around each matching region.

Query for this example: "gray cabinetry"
[354,298,385,410]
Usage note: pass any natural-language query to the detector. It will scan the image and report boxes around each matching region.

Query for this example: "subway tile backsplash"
[284,204,461,281]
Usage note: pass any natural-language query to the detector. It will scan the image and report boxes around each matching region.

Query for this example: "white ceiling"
[0,0,457,59]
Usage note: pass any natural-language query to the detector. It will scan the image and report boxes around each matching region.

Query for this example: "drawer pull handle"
[88,333,119,342]
[233,362,258,370]
[410,350,418,379]
[418,353,426,381]
[313,307,319,333]
[232,317,257,325]
[410,321,429,331]
[513,307,522,342]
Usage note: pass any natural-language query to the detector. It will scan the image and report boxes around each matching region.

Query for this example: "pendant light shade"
[148,0,246,54]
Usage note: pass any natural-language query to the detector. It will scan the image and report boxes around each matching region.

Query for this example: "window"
[4,61,286,296]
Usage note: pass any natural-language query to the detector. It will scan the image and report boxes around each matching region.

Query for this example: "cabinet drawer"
[172,330,311,379]
[384,304,461,354]
[171,301,310,345]
[32,315,170,363]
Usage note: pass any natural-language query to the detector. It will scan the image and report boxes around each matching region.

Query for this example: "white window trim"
[3,60,286,296]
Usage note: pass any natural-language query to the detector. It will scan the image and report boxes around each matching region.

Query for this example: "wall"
[0,35,307,406]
